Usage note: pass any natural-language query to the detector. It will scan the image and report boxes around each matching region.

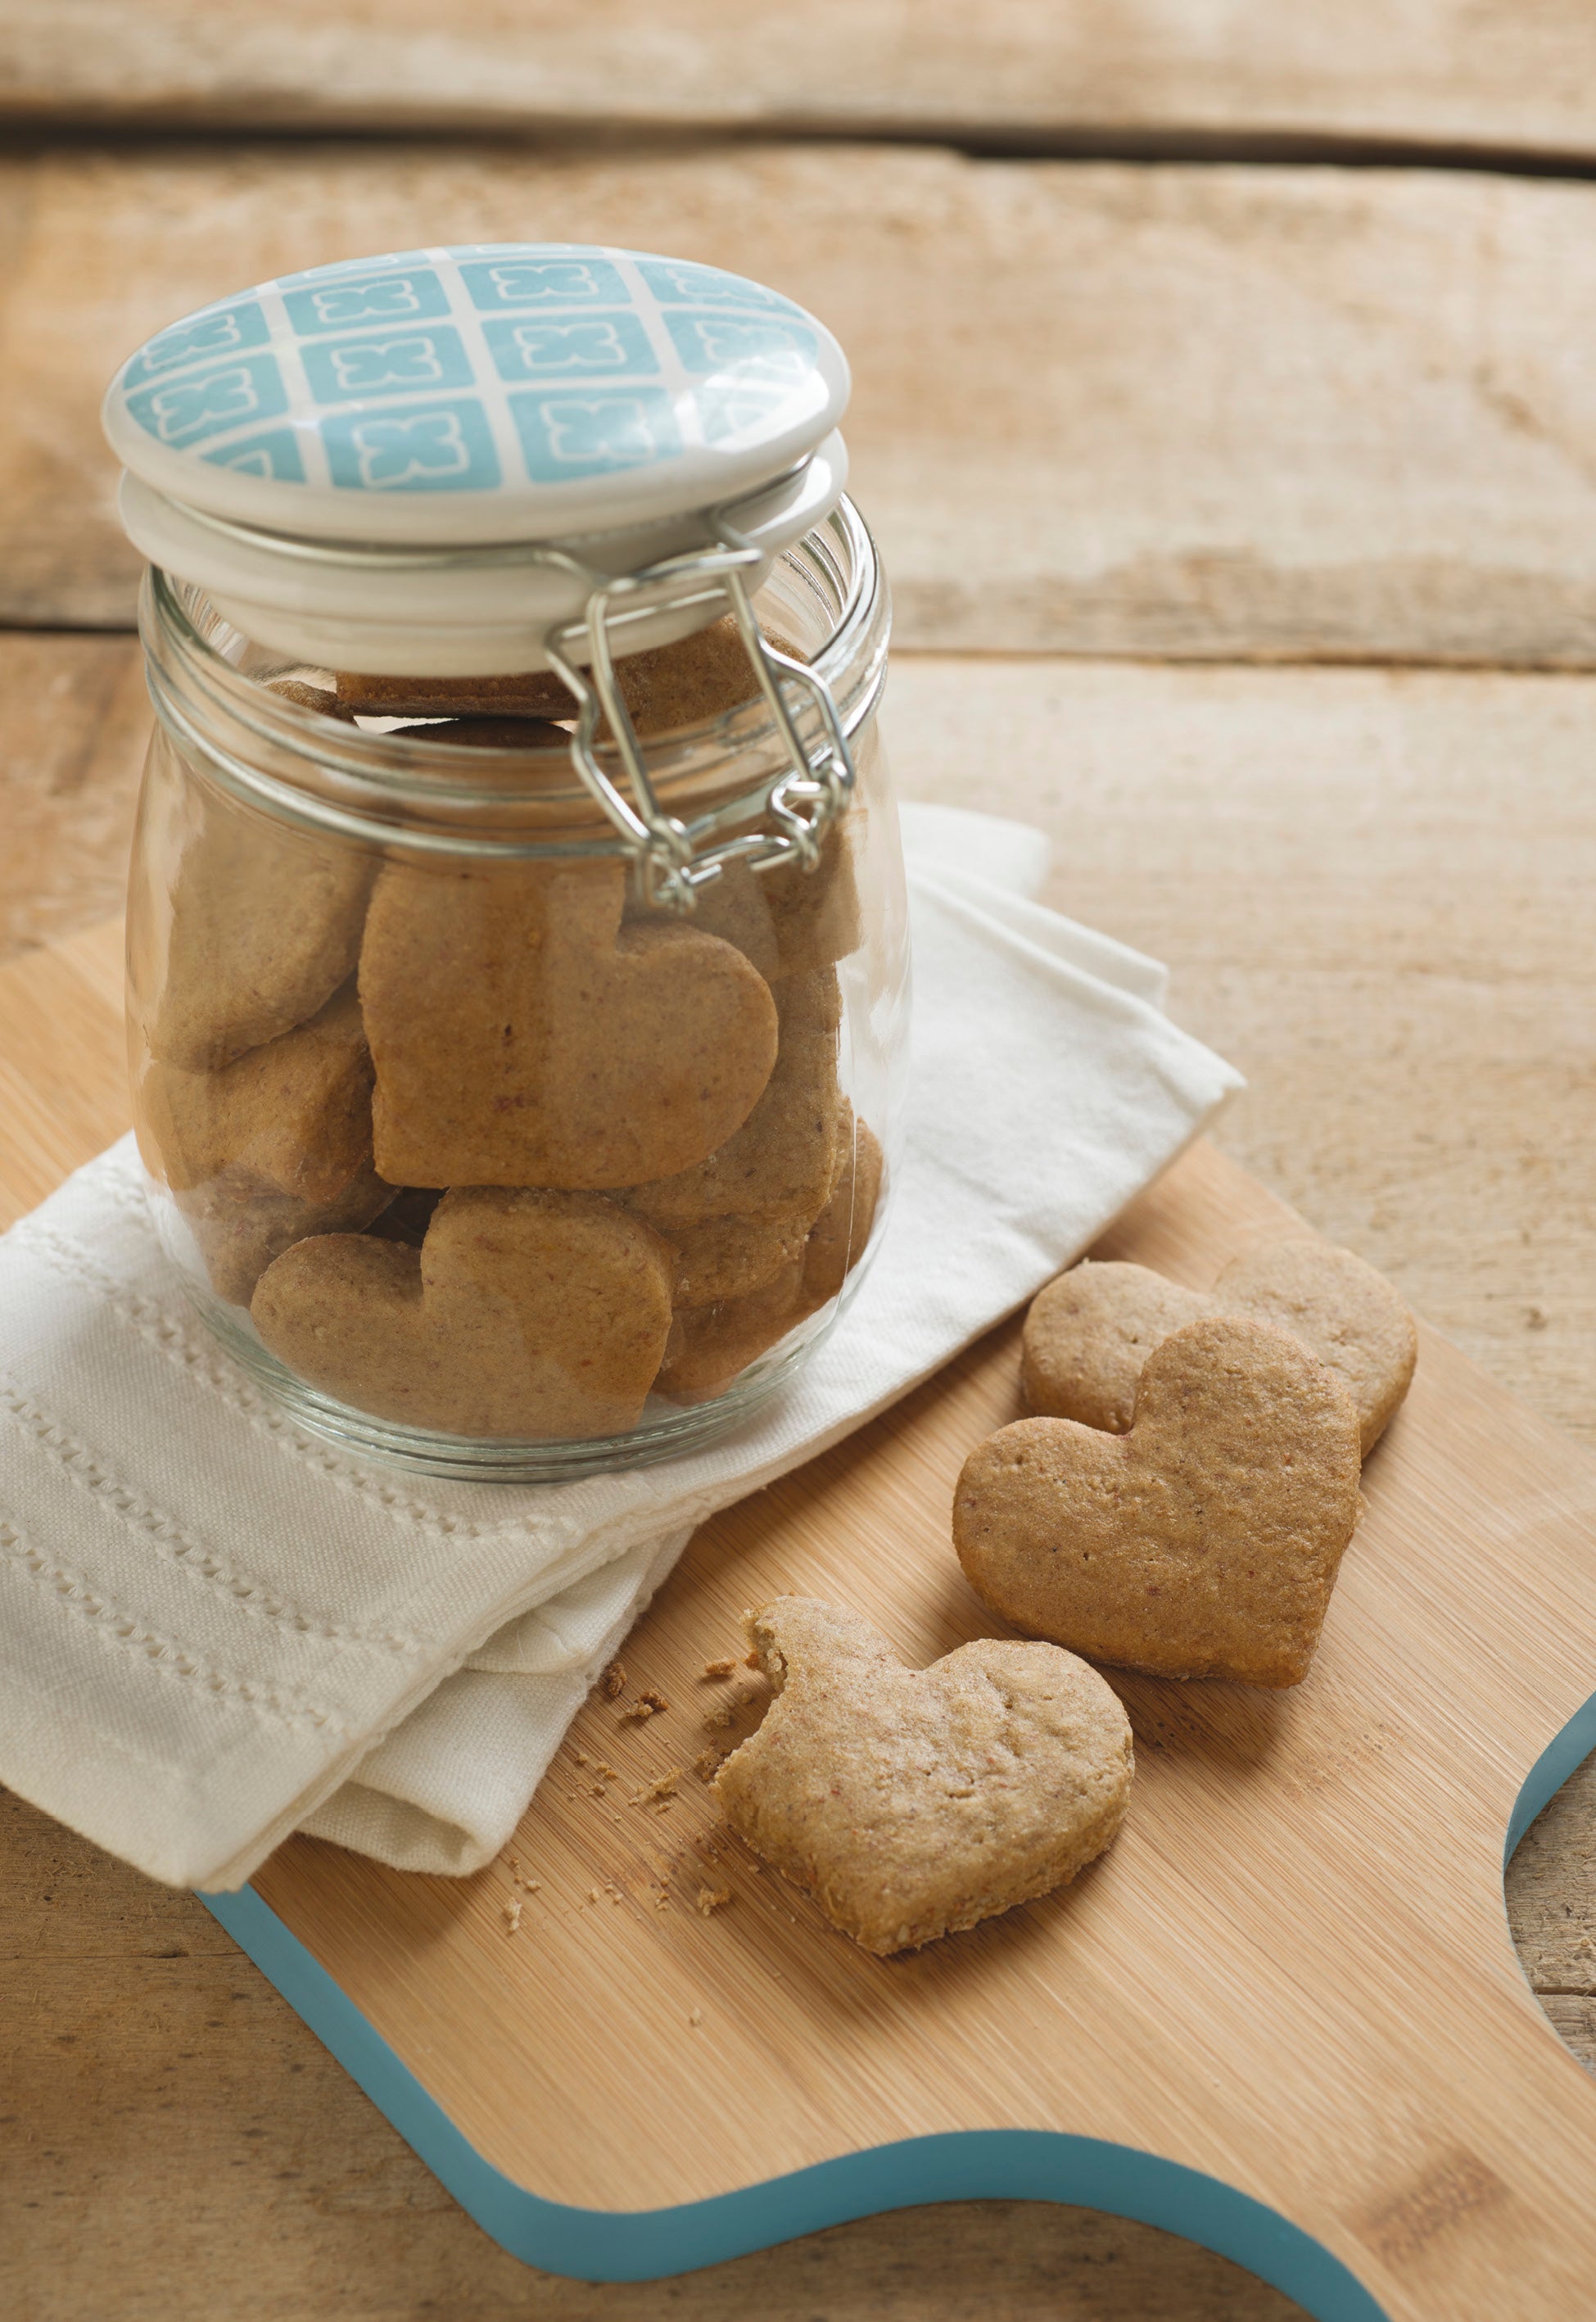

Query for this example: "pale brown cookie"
[801,1110,884,1308]
[957,1315,1363,1688]
[714,1598,1133,1956]
[760,811,864,977]
[138,983,373,1205]
[265,678,358,719]
[655,1259,809,1403]
[333,613,762,737]
[629,858,780,984]
[660,1212,809,1306]
[175,1161,395,1307]
[251,1187,674,1439]
[1023,1239,1417,1458]
[359,858,779,1191]
[334,666,576,722]
[144,785,376,1073]
[386,716,571,751]
[656,1107,884,1401]
[623,969,843,1233]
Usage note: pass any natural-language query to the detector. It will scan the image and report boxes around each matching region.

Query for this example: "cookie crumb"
[631,1768,681,1807]
[744,1651,762,1670]
[588,1888,600,1904]
[694,1747,724,1782]
[618,1686,671,1723]
[573,1751,589,1767]
[701,1658,737,1680]
[695,1886,731,1917]
[689,2007,704,2026]
[503,1900,522,1934]
[704,1702,735,1730]
[600,1660,626,1700]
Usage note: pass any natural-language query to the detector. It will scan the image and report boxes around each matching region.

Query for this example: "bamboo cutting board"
[5,920,1596,2320]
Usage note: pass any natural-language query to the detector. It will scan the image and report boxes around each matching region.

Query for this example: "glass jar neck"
[139,496,889,869]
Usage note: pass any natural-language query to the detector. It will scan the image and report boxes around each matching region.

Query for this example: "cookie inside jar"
[129,583,897,1477]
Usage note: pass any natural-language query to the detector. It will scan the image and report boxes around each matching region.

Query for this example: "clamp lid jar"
[108,245,907,1481]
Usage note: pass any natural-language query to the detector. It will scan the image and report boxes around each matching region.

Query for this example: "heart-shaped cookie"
[135,770,375,1072]
[623,968,843,1233]
[360,858,779,1192]
[1023,1238,1417,1458]
[957,1315,1363,1688]
[138,983,373,1206]
[251,1186,674,1439]
[656,1111,884,1401]
[176,1161,395,1308]
[714,1598,1133,1955]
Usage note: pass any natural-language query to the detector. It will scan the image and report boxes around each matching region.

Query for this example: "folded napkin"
[0,805,1241,1890]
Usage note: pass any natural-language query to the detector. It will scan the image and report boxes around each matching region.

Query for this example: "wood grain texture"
[16,143,1596,664]
[8,0,1596,166]
[0,632,146,964]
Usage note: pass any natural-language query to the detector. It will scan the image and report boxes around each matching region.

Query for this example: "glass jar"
[124,495,906,1480]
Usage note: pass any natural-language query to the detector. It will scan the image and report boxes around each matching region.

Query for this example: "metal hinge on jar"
[538,494,857,916]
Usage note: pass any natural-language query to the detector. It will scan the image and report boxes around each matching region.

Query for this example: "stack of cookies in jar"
[131,617,881,1446]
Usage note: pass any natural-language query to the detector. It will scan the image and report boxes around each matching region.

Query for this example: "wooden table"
[3,14,1596,2315]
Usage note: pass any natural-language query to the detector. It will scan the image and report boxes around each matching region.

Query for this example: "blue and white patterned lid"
[103,243,850,545]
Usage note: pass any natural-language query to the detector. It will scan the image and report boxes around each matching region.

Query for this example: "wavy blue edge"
[197,1691,1596,2310]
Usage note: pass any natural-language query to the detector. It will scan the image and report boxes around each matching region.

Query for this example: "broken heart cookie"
[359,857,779,1190]
[139,778,375,1073]
[138,983,373,1206]
[176,1161,395,1307]
[714,1598,1133,1955]
[251,1187,674,1438]
[1024,1238,1416,1458]
[957,1315,1363,1688]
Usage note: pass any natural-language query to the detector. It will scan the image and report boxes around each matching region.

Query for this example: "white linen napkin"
[0,805,1241,1890]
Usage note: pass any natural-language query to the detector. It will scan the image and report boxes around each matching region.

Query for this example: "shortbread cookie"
[251,1187,674,1438]
[387,717,571,751]
[265,678,357,720]
[359,858,779,1191]
[147,788,375,1072]
[176,1161,395,1307]
[623,969,843,1233]
[957,1315,1363,1688]
[655,1258,809,1402]
[801,1111,884,1307]
[138,983,373,1205]
[628,858,780,984]
[1024,1240,1417,1457]
[658,1107,884,1400]
[334,614,762,738]
[761,811,864,977]
[714,1598,1134,1955]
[661,1212,809,1306]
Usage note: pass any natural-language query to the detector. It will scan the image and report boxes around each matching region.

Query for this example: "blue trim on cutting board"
[197,1692,1596,2307]
[197,1881,1386,2313]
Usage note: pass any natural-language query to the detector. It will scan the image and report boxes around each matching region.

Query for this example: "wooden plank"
[14,144,1596,665]
[8,2,1596,169]
[0,632,147,965]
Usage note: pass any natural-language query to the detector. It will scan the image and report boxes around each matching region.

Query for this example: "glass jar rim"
[138,496,888,863]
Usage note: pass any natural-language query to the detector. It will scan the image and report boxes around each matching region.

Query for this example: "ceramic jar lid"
[102,244,852,672]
